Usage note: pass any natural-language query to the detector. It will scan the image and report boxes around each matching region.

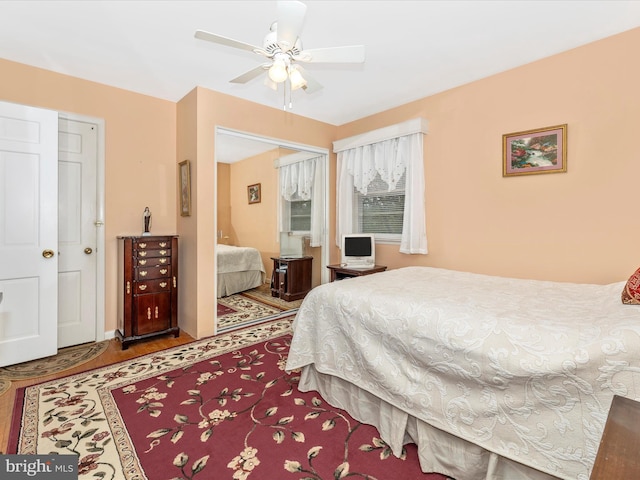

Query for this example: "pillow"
[622,267,640,304]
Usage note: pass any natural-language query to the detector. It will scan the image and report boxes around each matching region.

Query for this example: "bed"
[216,244,266,297]
[285,266,640,480]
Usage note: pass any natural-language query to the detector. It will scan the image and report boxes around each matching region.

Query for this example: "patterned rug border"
[217,294,281,314]
[217,289,296,333]
[9,316,295,456]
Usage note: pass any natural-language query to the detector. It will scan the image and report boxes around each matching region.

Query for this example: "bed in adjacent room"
[216,244,266,297]
[285,266,640,480]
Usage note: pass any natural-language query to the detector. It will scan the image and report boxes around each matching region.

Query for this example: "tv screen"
[344,236,372,257]
[341,234,375,267]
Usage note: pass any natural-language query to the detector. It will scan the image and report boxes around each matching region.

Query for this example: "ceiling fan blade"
[195,29,267,55]
[276,1,307,52]
[295,45,366,63]
[230,64,270,84]
[295,65,323,94]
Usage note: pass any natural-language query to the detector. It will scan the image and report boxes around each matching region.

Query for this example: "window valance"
[333,118,428,153]
[277,153,324,247]
[335,118,428,255]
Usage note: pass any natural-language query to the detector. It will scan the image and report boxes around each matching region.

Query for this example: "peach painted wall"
[176,89,198,338]
[217,162,232,244]
[229,148,281,280]
[334,27,640,284]
[0,58,177,335]
[177,87,335,338]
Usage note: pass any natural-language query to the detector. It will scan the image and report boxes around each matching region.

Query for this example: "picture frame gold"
[179,160,191,216]
[503,124,567,177]
[247,183,261,204]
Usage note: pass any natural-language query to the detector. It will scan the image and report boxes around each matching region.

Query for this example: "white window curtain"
[335,118,428,254]
[279,155,324,247]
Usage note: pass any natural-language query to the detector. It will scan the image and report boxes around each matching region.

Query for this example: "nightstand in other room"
[271,256,313,301]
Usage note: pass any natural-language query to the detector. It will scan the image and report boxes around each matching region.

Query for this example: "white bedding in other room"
[285,266,640,480]
[217,244,265,274]
[217,244,266,297]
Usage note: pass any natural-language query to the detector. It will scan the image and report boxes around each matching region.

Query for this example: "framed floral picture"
[179,160,191,216]
[247,183,261,204]
[503,124,567,177]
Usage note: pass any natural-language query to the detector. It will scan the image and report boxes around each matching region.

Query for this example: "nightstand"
[327,264,387,282]
[270,256,313,301]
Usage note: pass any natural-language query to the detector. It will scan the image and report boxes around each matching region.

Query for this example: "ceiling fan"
[194,0,365,101]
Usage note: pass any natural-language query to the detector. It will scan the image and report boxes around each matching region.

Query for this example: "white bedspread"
[216,244,265,274]
[285,266,640,480]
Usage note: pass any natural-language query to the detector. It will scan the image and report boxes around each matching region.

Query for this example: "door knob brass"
[84,247,93,254]
[42,249,55,258]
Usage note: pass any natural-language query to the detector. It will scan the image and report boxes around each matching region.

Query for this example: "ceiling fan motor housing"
[263,24,302,57]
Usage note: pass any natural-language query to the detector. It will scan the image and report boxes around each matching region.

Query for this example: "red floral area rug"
[217,301,237,316]
[217,294,286,333]
[9,317,448,479]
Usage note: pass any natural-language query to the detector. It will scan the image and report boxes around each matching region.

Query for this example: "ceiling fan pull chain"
[283,82,287,111]
[288,79,294,110]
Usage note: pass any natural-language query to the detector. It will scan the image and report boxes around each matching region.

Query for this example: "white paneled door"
[57,118,97,348]
[0,101,59,367]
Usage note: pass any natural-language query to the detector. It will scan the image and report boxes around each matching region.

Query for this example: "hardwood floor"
[0,332,194,453]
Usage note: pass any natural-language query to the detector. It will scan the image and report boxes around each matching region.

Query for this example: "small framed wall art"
[179,160,191,216]
[503,124,567,177]
[247,183,261,204]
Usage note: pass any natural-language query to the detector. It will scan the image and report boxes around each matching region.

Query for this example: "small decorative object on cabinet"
[142,207,152,236]
[117,235,179,349]
[327,264,387,282]
[270,256,313,301]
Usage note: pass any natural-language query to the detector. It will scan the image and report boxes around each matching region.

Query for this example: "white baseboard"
[103,330,117,340]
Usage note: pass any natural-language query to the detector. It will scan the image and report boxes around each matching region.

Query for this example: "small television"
[341,234,375,268]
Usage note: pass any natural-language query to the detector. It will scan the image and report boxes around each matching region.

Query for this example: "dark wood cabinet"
[117,235,179,349]
[270,256,313,301]
[590,395,640,479]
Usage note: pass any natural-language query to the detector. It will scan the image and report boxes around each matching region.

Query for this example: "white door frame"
[59,111,106,342]
[215,126,330,284]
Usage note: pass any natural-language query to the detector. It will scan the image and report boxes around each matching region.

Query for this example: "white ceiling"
[1,0,639,130]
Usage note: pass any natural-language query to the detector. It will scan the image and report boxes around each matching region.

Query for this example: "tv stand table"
[327,264,387,282]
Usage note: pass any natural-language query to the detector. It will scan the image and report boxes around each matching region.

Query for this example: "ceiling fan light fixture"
[268,58,288,83]
[289,66,307,90]
[195,0,365,99]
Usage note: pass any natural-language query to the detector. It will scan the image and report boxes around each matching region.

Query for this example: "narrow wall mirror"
[214,127,329,334]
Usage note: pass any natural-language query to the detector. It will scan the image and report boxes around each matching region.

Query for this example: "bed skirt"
[298,365,561,480]
[217,271,264,298]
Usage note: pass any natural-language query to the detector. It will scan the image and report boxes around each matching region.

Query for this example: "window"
[335,118,428,254]
[353,171,406,240]
[276,154,325,248]
[284,192,311,232]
